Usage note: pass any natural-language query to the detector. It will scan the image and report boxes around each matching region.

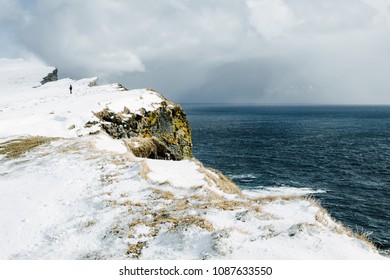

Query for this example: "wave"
[379,248,390,257]
[228,174,257,179]
[244,185,327,198]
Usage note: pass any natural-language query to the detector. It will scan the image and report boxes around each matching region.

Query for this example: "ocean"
[183,104,390,255]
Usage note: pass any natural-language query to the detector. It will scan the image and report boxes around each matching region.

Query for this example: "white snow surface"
[146,159,205,188]
[0,58,56,89]
[0,59,386,259]
[0,59,163,139]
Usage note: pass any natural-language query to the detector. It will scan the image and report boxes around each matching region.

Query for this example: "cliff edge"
[93,92,192,160]
[0,59,385,260]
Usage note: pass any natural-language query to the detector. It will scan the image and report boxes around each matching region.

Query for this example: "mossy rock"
[93,94,192,160]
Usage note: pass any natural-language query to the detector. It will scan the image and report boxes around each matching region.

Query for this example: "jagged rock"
[41,68,58,85]
[88,78,99,87]
[93,94,192,160]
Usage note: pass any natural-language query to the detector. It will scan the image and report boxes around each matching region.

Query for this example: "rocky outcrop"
[93,95,192,160]
[41,68,58,84]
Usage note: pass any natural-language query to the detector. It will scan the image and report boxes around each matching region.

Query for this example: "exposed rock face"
[41,68,58,84]
[93,97,192,160]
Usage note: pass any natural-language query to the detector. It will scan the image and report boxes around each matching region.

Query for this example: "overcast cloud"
[1,0,390,104]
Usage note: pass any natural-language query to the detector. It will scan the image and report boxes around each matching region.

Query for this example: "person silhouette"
[69,84,73,94]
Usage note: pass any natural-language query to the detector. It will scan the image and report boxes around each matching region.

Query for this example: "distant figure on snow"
[69,84,72,94]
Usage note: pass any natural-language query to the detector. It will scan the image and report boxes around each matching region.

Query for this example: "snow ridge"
[0,59,385,259]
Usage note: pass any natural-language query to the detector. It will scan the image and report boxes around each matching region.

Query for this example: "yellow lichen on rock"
[93,90,193,160]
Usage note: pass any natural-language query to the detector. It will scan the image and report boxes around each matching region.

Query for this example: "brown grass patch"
[173,216,214,232]
[126,242,147,258]
[203,189,226,200]
[128,209,215,242]
[198,200,248,211]
[105,200,117,207]
[0,136,58,158]
[171,200,191,211]
[125,138,157,159]
[331,220,375,248]
[139,160,151,180]
[57,141,87,155]
[124,137,174,160]
[109,224,125,236]
[153,189,175,200]
[249,195,299,204]
[100,173,120,186]
[129,219,145,229]
[186,194,208,201]
[183,190,266,214]
[150,213,214,232]
[120,200,143,207]
[251,205,263,213]
[197,163,242,195]
[308,197,377,249]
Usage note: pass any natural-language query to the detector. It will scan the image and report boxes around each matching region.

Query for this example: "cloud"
[246,0,298,38]
[1,0,390,104]
[0,0,24,55]
[12,0,146,77]
[285,0,376,33]
[0,0,22,23]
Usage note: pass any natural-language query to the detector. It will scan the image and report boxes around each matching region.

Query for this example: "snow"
[0,59,163,139]
[0,58,387,260]
[146,159,205,188]
[0,58,56,89]
[0,83,163,138]
[92,134,128,154]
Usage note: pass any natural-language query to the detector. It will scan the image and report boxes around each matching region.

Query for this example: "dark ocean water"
[183,104,390,255]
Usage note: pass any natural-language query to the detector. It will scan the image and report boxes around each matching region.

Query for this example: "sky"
[1,0,390,104]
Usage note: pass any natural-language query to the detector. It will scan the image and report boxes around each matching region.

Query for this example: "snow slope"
[0,58,56,89]
[0,58,163,139]
[0,59,386,259]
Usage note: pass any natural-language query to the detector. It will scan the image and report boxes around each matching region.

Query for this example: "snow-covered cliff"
[0,59,385,259]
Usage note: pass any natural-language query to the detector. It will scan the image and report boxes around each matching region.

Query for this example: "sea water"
[183,104,390,255]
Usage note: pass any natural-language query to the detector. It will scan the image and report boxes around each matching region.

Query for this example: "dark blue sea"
[183,104,390,256]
